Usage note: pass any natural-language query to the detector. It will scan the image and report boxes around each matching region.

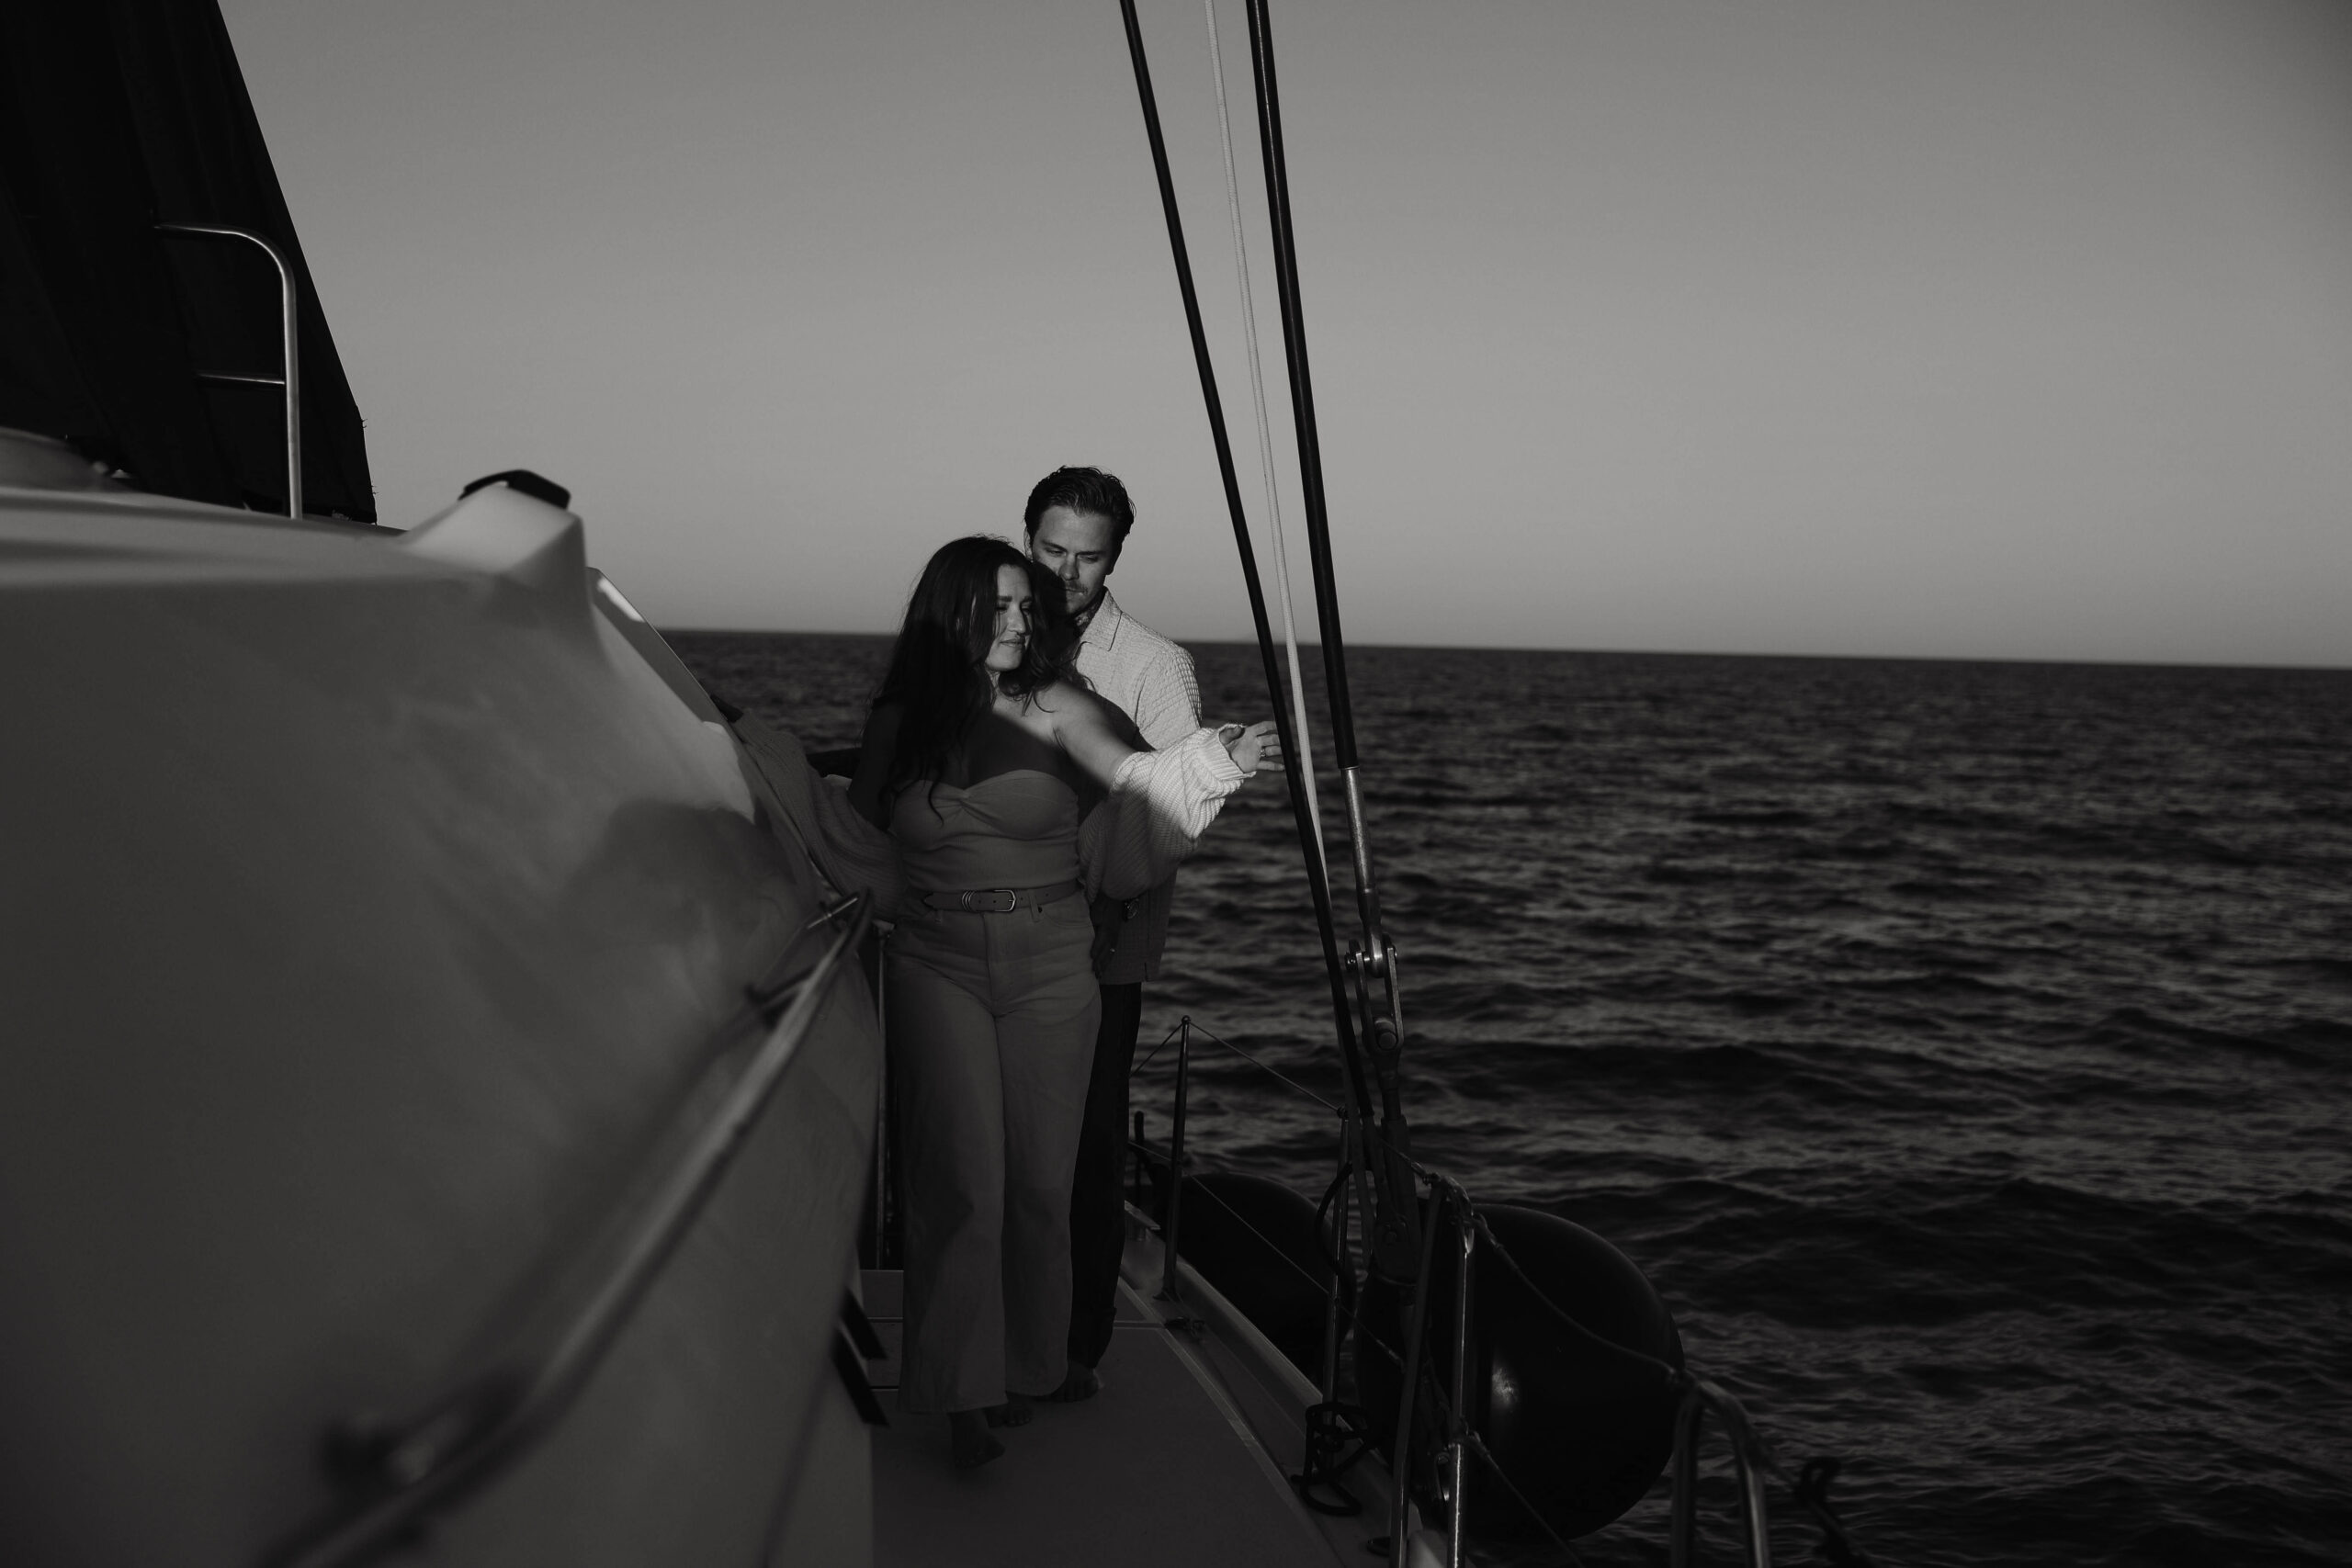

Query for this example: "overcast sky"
[222,0,2352,665]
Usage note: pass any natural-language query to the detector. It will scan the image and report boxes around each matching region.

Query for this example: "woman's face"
[982,564,1034,675]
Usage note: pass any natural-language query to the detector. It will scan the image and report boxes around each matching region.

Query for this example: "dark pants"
[1065,980,1146,1369]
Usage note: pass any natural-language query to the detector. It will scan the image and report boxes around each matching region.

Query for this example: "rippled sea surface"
[674,632,2352,1568]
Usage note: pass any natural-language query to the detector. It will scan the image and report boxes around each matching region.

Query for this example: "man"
[1025,464,1198,1401]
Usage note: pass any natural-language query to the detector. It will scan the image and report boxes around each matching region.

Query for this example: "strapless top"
[888,769,1082,892]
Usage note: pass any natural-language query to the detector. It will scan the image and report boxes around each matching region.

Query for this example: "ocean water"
[673,631,2352,1568]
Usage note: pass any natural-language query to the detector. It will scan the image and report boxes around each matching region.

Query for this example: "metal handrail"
[1671,1380,1777,1568]
[1441,1184,1476,1568]
[267,896,873,1568]
[153,222,302,518]
[1159,1019,1194,1302]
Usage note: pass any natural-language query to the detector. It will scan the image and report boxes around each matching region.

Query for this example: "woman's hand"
[1221,720,1283,774]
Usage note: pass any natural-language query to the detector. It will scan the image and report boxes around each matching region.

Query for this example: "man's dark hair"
[1023,466,1136,552]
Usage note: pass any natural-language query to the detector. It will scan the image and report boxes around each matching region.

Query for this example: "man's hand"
[1088,893,1126,977]
[1221,720,1283,774]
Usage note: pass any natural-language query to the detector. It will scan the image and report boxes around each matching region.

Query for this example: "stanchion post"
[869,931,889,1268]
[1159,1018,1193,1302]
[1130,1110,1148,1210]
[1445,1188,1475,1568]
[1669,1388,1704,1568]
[1387,1173,1442,1568]
[1715,1389,1776,1568]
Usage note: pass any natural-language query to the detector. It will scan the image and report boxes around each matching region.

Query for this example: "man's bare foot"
[982,1393,1034,1428]
[1046,1363,1101,1403]
[949,1410,1004,1469]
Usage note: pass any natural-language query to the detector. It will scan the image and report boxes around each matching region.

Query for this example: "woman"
[849,536,1273,1468]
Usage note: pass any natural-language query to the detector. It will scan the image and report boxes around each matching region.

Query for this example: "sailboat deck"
[862,1265,1353,1567]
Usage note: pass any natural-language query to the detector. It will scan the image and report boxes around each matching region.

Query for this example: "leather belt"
[917,881,1081,914]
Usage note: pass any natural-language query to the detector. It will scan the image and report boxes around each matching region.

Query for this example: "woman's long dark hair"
[875,535,1079,795]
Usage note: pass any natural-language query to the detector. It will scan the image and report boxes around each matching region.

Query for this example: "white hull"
[0,480,876,1565]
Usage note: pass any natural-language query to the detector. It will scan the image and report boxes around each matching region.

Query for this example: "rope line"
[1463,1201,1684,1387]
[1310,1159,1352,1278]
[1793,1457,1879,1568]
[1203,0,1326,869]
[1290,1400,1374,1516]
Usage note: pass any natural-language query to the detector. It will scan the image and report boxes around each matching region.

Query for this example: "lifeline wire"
[1143,1145,1408,1373]
[1138,1033,1685,1386]
[1204,0,1326,870]
[1115,0,1380,1145]
[1182,1019,1340,1112]
[1134,1019,1187,1076]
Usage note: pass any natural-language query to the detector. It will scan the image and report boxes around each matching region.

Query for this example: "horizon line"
[659,626,2352,677]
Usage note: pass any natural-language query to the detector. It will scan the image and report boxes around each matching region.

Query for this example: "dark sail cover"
[0,0,374,519]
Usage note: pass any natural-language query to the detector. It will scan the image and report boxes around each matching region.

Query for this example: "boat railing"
[1134,1014,1877,1568]
[153,221,303,518]
[1668,1378,1776,1568]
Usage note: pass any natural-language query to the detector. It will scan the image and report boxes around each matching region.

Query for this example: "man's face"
[1029,506,1119,617]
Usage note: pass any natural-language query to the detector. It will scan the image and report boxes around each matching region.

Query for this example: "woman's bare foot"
[1046,1363,1101,1403]
[982,1393,1034,1427]
[948,1410,1004,1469]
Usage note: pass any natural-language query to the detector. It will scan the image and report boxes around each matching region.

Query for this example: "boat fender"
[1361,1202,1684,1544]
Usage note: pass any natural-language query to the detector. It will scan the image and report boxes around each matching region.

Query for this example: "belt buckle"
[960,888,1019,913]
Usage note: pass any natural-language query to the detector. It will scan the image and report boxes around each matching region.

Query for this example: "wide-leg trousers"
[887,896,1101,1415]
[1066,980,1146,1370]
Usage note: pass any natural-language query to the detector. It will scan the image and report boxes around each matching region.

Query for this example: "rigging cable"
[1239,0,1359,782]
[1240,0,1421,1282]
[1114,0,1382,1144]
[1203,0,1326,873]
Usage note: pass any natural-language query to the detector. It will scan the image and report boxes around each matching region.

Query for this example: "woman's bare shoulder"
[1035,679,1145,749]
[1033,677,1108,714]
